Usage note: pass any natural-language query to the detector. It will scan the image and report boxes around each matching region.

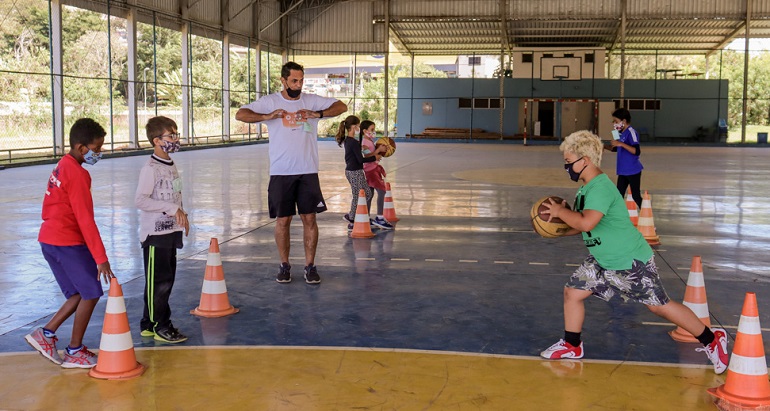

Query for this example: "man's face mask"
[286,87,301,98]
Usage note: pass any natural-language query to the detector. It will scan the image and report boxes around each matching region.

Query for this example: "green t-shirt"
[574,173,652,270]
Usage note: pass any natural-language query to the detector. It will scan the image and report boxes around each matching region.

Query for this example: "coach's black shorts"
[268,174,328,218]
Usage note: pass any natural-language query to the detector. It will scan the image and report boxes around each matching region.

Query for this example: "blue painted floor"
[1,141,769,409]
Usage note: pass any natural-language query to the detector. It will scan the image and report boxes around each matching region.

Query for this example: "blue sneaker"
[372,217,394,230]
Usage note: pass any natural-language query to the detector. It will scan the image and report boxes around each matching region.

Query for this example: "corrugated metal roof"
[63,0,770,56]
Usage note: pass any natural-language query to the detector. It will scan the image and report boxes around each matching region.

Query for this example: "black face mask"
[286,87,301,98]
[564,158,586,182]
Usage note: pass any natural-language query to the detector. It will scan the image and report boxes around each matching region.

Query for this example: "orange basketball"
[530,196,571,238]
[375,137,396,157]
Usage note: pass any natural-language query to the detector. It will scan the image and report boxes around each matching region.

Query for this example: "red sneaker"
[697,328,728,374]
[540,339,584,359]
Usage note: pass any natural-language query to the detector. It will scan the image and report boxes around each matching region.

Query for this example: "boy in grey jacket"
[135,116,189,343]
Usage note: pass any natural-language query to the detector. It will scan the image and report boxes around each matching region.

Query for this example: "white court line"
[391,258,410,261]
[656,249,667,252]
[253,256,271,260]
[459,260,478,263]
[529,262,549,266]
[494,261,514,264]
[565,263,581,267]
[425,259,444,262]
[356,257,375,261]
[321,257,340,260]
[643,321,770,332]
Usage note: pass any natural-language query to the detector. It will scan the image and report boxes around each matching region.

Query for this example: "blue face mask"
[83,149,102,165]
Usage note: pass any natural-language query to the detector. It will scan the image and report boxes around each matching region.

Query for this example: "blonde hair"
[559,130,603,167]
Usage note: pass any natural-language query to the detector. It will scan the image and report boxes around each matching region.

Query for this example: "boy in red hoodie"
[25,118,115,369]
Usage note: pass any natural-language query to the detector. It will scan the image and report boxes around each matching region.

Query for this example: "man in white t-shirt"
[236,61,347,285]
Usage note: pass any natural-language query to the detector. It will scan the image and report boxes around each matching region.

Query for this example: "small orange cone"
[670,256,712,343]
[350,189,375,239]
[708,292,770,409]
[626,189,638,227]
[89,278,145,380]
[191,238,239,318]
[637,190,660,245]
[383,183,400,223]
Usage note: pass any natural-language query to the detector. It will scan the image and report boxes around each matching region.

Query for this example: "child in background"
[26,118,115,369]
[135,116,189,343]
[604,108,643,208]
[540,130,729,375]
[360,120,393,230]
[337,115,384,230]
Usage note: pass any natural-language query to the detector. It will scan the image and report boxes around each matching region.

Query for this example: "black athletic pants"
[617,172,643,209]
[141,244,177,332]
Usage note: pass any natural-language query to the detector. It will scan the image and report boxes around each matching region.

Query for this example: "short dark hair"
[69,118,106,148]
[145,116,178,145]
[612,108,631,123]
[281,61,304,79]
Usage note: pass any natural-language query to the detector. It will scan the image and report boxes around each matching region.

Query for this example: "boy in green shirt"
[539,130,729,374]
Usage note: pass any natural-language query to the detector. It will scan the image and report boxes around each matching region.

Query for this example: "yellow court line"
[494,261,514,264]
[0,345,722,369]
[529,262,549,265]
[391,258,410,261]
[356,257,375,261]
[425,259,443,262]
[459,260,478,263]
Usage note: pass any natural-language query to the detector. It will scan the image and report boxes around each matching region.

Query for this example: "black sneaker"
[154,327,188,343]
[276,262,291,283]
[343,214,354,224]
[304,264,321,284]
[347,223,354,231]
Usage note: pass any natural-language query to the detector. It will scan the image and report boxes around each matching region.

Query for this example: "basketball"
[530,196,571,238]
[376,137,396,157]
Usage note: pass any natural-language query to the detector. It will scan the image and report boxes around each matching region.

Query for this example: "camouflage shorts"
[566,255,670,306]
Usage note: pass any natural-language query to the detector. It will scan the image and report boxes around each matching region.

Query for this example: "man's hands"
[297,109,322,120]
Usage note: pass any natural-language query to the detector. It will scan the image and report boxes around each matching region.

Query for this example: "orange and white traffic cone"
[350,189,375,239]
[383,182,400,223]
[191,238,239,318]
[670,256,712,343]
[89,278,145,380]
[637,190,660,246]
[626,189,638,227]
[708,292,770,409]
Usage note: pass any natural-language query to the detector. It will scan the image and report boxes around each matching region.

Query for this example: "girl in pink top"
[360,120,393,229]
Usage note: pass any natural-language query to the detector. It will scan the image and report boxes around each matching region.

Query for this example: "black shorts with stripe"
[268,173,327,218]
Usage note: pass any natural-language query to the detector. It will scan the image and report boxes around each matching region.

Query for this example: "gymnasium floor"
[0,141,768,410]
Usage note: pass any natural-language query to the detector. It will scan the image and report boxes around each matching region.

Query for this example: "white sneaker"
[540,339,584,359]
